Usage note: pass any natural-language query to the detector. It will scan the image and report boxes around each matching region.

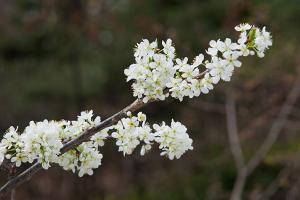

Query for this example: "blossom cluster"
[0,111,192,176]
[111,112,193,159]
[124,23,272,102]
[57,111,106,177]
[0,111,107,176]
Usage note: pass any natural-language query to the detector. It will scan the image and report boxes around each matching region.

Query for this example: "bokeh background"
[1,0,300,199]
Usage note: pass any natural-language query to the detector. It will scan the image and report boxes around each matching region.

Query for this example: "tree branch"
[0,98,154,196]
[225,76,300,200]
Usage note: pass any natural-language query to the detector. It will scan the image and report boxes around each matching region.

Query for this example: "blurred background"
[0,0,300,199]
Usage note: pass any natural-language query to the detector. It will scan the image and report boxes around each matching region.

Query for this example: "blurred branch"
[226,75,300,200]
[247,77,300,175]
[226,95,247,200]
[226,95,245,170]
[0,98,155,196]
[255,153,300,200]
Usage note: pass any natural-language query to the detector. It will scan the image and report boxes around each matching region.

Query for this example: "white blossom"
[200,73,214,94]
[193,54,204,67]
[235,23,252,32]
[206,40,223,56]
[254,27,273,58]
[162,39,175,59]
[134,39,157,59]
[223,51,242,68]
[206,57,233,83]
[153,120,193,160]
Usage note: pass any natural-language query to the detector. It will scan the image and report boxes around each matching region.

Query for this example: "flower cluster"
[124,39,176,102]
[112,112,193,159]
[153,120,193,160]
[0,111,106,176]
[22,120,64,169]
[124,23,272,102]
[0,122,64,169]
[0,127,27,167]
[0,111,193,176]
[57,111,107,177]
[112,112,154,156]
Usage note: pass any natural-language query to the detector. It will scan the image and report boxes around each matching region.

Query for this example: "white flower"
[137,123,154,144]
[175,57,189,70]
[238,31,247,44]
[167,78,186,101]
[206,40,221,56]
[200,73,214,94]
[235,23,252,32]
[134,39,157,59]
[219,38,239,55]
[78,110,94,123]
[11,152,27,167]
[223,51,242,68]
[206,57,233,83]
[162,39,175,59]
[193,54,204,67]
[91,128,109,147]
[254,27,272,58]
[190,79,201,97]
[137,112,147,122]
[179,63,199,80]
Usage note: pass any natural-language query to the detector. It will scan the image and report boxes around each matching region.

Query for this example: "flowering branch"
[0,23,272,196]
[0,99,148,195]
